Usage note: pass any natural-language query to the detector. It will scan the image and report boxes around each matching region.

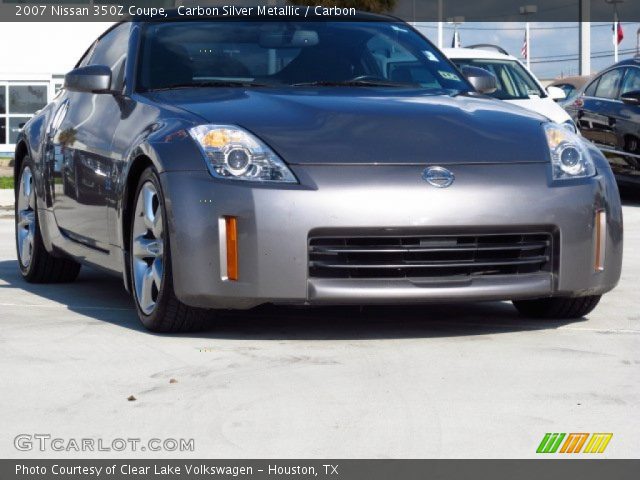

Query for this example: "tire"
[513,295,601,319]
[15,157,81,283]
[129,167,209,332]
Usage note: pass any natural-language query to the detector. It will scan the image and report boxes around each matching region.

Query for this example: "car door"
[577,68,623,147]
[608,66,640,179]
[49,23,130,250]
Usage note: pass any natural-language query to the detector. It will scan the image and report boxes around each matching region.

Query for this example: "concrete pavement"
[0,197,638,459]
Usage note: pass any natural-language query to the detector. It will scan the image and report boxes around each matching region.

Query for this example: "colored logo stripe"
[560,433,589,453]
[583,433,613,453]
[536,433,566,453]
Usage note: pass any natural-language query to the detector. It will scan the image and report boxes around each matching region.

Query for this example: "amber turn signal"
[225,216,238,281]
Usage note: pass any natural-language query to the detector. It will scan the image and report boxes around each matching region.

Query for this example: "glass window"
[9,85,48,114]
[88,23,130,90]
[451,58,543,100]
[8,117,30,144]
[0,118,5,144]
[620,68,640,96]
[0,86,5,114]
[137,21,470,93]
[594,68,623,99]
[584,78,599,97]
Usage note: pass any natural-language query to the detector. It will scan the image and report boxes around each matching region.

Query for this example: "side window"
[87,23,130,91]
[620,68,640,96]
[594,68,623,99]
[584,78,599,97]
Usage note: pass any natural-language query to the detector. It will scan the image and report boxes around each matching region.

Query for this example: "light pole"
[606,0,625,63]
[437,0,444,49]
[519,5,538,70]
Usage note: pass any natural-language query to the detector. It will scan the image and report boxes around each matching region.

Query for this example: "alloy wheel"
[132,181,164,315]
[17,166,36,269]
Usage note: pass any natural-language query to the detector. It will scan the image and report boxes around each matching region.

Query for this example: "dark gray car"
[14,13,622,332]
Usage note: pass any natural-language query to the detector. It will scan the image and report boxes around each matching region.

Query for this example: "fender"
[115,116,207,291]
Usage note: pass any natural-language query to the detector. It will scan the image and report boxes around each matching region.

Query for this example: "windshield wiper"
[146,80,271,91]
[290,80,417,88]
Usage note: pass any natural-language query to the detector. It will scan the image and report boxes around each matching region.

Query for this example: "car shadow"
[0,259,587,340]
[620,186,640,207]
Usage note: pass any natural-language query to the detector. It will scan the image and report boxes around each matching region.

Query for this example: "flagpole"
[437,0,443,49]
[526,22,530,69]
[606,0,625,63]
[614,18,618,62]
[519,5,537,70]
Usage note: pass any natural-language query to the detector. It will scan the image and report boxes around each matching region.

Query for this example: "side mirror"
[461,66,497,94]
[620,90,640,105]
[547,85,567,101]
[64,65,112,93]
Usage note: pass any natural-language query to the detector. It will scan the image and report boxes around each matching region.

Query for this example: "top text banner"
[2,0,640,22]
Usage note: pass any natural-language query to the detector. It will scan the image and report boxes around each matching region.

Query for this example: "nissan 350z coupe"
[15,13,623,332]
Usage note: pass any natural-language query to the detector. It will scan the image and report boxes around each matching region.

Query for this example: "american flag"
[521,31,528,59]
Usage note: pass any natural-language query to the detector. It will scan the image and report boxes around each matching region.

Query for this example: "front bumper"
[161,162,622,309]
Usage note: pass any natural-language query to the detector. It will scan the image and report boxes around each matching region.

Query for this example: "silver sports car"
[15,12,622,332]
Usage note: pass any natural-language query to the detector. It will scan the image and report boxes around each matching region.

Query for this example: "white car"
[443,46,576,131]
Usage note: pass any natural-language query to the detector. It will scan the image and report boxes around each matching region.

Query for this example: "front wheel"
[129,167,209,332]
[513,295,601,319]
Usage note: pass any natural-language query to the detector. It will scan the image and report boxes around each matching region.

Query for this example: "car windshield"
[137,21,470,94]
[451,58,544,100]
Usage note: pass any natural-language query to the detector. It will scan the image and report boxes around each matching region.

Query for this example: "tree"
[288,0,397,14]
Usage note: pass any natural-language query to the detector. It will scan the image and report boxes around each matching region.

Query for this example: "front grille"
[308,232,553,279]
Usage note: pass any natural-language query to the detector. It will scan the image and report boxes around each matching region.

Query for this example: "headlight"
[561,119,577,133]
[543,123,595,180]
[188,125,297,183]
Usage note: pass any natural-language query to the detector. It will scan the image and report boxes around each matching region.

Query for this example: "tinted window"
[451,58,543,100]
[594,68,623,99]
[620,68,640,95]
[137,21,470,93]
[88,23,130,90]
[584,78,599,97]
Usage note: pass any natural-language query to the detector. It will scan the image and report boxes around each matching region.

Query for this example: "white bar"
[218,217,228,280]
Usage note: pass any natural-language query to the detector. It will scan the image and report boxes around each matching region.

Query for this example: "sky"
[414,21,640,79]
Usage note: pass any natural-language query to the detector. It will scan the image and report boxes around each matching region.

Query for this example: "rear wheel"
[513,295,601,319]
[129,167,209,332]
[15,158,81,283]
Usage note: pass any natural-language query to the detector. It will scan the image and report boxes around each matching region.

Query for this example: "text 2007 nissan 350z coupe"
[15,13,622,332]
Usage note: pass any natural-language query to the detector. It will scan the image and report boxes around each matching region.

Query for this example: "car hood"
[149,88,551,165]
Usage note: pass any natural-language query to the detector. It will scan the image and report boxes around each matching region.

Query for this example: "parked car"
[549,75,591,106]
[444,46,577,131]
[15,13,622,332]
[565,58,640,187]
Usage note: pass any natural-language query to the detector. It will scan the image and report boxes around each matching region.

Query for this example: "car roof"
[610,57,640,68]
[442,47,517,61]
[549,75,591,88]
